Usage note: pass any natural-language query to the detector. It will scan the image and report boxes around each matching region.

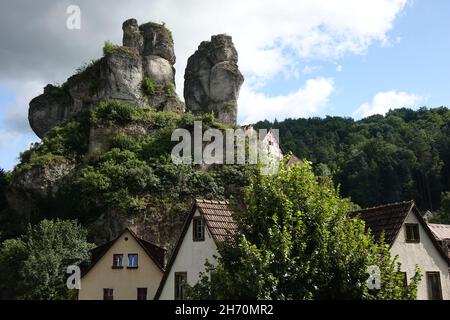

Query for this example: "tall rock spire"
[184,34,244,127]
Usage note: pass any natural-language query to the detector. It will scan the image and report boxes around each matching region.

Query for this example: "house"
[78,227,166,300]
[351,201,450,300]
[155,199,237,300]
[422,210,435,221]
[428,223,450,259]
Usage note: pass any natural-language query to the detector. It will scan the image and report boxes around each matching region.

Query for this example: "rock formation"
[17,19,246,251]
[184,34,244,127]
[29,19,184,138]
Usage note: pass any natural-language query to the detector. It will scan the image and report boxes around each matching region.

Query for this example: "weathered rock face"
[29,19,183,138]
[184,34,244,126]
[139,22,176,65]
[6,159,76,221]
[122,18,144,53]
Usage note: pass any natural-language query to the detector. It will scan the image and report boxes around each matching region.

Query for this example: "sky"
[0,0,449,171]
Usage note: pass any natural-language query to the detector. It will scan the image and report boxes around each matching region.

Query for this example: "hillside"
[255,107,450,211]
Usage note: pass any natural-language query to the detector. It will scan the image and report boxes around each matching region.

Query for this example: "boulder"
[139,22,176,65]
[143,55,174,84]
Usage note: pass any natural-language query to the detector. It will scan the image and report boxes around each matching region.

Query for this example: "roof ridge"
[195,198,229,205]
[352,200,414,213]
[428,223,450,227]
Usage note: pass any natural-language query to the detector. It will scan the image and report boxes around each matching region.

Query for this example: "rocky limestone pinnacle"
[29,18,182,138]
[184,34,244,127]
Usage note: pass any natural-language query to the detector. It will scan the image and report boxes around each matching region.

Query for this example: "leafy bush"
[0,219,94,300]
[91,100,153,126]
[190,159,421,300]
[164,83,176,96]
[103,40,116,55]
[143,77,156,95]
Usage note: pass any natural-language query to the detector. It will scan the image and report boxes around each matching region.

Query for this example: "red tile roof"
[350,201,414,245]
[195,199,238,242]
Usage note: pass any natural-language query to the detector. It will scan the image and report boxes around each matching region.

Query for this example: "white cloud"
[162,0,409,88]
[0,0,410,168]
[353,90,425,119]
[2,80,45,134]
[239,78,335,124]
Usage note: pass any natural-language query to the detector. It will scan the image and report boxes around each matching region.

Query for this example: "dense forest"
[255,107,450,212]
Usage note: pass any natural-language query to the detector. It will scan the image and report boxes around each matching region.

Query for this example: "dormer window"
[193,217,205,241]
[112,254,123,268]
[128,254,139,268]
[405,224,420,243]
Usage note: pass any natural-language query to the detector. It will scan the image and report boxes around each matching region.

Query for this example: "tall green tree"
[190,159,421,300]
[0,219,94,300]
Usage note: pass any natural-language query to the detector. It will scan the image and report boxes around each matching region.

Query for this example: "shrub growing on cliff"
[189,159,421,300]
[102,40,116,55]
[143,77,156,95]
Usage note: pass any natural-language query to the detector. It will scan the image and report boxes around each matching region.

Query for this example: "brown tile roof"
[428,223,450,241]
[81,227,166,277]
[196,199,238,242]
[351,201,450,265]
[350,201,414,245]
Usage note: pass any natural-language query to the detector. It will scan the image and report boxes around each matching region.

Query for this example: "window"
[137,288,147,300]
[174,272,187,300]
[405,224,420,243]
[426,272,443,300]
[103,288,114,300]
[128,254,139,268]
[112,254,123,268]
[193,217,205,241]
[399,272,407,287]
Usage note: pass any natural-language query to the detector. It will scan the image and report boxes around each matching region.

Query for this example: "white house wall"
[159,209,218,300]
[390,212,450,300]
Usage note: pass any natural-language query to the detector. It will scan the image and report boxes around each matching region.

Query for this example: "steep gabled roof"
[428,223,450,241]
[154,199,237,299]
[81,227,166,277]
[350,201,450,265]
[350,201,414,245]
[196,199,238,242]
